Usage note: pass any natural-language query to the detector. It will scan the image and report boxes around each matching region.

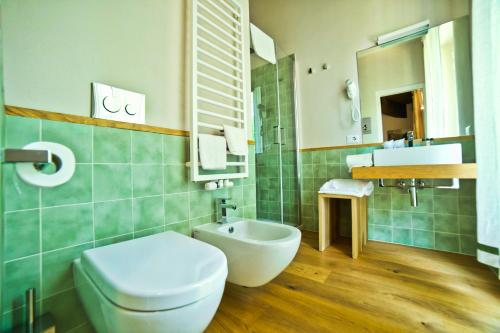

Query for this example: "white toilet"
[73,231,228,333]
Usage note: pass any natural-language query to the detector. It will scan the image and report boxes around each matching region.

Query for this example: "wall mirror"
[357,16,473,144]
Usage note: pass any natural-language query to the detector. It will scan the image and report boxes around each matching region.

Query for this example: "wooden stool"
[318,193,368,258]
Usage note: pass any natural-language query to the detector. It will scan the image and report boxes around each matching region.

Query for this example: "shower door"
[252,54,300,226]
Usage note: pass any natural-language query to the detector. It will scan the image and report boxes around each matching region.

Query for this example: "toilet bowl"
[73,231,227,333]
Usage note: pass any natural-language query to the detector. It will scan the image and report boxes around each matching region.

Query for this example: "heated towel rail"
[188,0,250,181]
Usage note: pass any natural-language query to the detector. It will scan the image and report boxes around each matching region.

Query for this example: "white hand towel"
[346,153,373,172]
[223,125,248,156]
[198,134,227,170]
[319,179,374,197]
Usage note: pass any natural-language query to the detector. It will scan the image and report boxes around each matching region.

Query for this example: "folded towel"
[394,138,405,148]
[319,179,374,197]
[223,125,248,156]
[383,140,395,149]
[198,134,227,170]
[346,153,373,172]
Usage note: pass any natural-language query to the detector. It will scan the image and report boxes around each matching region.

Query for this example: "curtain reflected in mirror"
[422,16,473,138]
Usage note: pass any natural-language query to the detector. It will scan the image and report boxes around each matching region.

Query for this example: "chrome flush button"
[102,96,121,113]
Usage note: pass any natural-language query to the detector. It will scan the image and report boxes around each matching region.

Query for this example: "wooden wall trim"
[299,135,475,152]
[5,105,256,144]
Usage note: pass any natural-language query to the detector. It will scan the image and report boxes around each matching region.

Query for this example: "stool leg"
[318,196,331,251]
[362,197,368,246]
[351,198,359,259]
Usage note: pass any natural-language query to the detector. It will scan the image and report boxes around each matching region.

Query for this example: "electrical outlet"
[346,135,361,144]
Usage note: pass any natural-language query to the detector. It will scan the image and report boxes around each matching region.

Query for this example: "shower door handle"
[273,125,280,145]
[280,127,286,146]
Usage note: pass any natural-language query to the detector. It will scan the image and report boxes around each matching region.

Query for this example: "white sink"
[373,143,462,166]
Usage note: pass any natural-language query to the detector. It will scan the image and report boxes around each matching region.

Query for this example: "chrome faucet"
[406,131,414,147]
[218,198,237,224]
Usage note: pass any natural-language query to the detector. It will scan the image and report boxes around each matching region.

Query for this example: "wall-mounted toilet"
[73,231,227,333]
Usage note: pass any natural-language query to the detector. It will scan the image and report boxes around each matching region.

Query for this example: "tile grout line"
[91,126,96,248]
[130,131,135,238]
[162,135,166,231]
[38,119,43,314]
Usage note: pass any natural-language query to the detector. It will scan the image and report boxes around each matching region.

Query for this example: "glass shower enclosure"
[251,52,301,227]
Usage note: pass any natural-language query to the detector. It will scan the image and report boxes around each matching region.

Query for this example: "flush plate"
[91,82,145,124]
[373,144,462,166]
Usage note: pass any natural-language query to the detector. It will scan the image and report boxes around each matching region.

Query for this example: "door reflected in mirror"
[380,89,424,141]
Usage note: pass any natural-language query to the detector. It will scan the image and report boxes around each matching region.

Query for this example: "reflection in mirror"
[380,89,424,141]
[357,16,473,144]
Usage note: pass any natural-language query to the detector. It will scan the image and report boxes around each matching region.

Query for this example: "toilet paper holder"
[3,148,52,164]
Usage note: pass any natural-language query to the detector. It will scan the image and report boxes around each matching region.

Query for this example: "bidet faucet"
[218,198,237,224]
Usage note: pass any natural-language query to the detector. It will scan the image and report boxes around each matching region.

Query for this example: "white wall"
[249,0,469,148]
[2,0,251,132]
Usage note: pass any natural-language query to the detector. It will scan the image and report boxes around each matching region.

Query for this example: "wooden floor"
[206,231,500,333]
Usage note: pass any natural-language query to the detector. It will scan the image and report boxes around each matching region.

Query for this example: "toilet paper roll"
[16,141,76,188]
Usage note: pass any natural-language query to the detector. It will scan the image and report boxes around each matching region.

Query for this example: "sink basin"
[373,143,462,166]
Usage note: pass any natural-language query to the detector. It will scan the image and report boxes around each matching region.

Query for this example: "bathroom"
[0,0,499,332]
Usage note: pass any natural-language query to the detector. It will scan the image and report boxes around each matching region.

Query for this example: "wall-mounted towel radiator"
[188,0,250,182]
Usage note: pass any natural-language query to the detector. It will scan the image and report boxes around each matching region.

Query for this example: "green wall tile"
[391,194,408,211]
[393,228,412,245]
[42,243,92,297]
[372,226,392,242]
[95,233,133,247]
[42,289,87,333]
[412,213,434,231]
[460,235,476,255]
[458,196,476,216]
[163,136,187,164]
[189,191,213,219]
[41,120,92,163]
[413,230,434,248]
[435,232,459,252]
[373,209,392,226]
[164,165,189,194]
[433,196,458,215]
[135,226,164,238]
[42,204,93,251]
[4,210,40,261]
[3,165,39,212]
[93,164,131,201]
[434,214,459,233]
[374,194,391,210]
[3,256,41,313]
[42,164,92,207]
[132,164,163,197]
[94,199,133,239]
[5,116,39,148]
[392,211,412,228]
[131,131,162,163]
[93,126,130,163]
[133,196,164,231]
[164,193,189,224]
[243,185,256,206]
[325,150,340,164]
[165,221,191,236]
[459,215,476,235]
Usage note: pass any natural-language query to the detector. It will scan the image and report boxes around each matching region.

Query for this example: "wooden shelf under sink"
[351,163,477,179]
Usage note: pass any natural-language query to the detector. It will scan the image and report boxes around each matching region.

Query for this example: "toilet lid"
[80,231,228,311]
